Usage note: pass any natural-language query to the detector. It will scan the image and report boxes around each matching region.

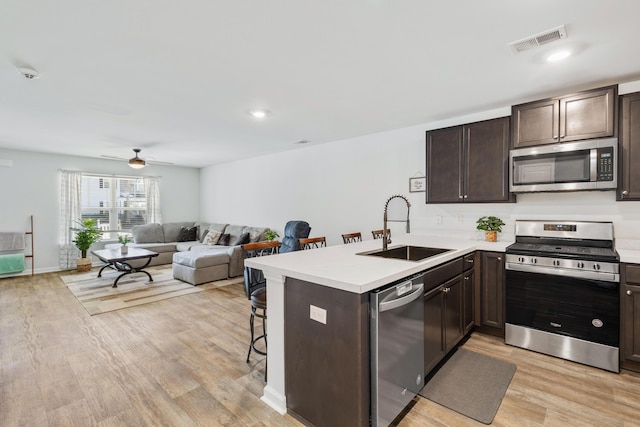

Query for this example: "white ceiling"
[2,1,640,168]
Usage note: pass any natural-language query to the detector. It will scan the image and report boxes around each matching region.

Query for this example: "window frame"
[80,173,148,239]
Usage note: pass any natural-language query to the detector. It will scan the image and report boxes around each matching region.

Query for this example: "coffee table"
[91,247,159,288]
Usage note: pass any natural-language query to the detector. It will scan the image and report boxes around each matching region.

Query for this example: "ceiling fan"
[100,148,174,168]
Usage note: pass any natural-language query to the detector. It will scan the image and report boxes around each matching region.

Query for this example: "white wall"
[201,86,640,248]
[0,148,200,274]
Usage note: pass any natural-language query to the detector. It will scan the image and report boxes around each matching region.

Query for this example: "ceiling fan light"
[128,148,146,169]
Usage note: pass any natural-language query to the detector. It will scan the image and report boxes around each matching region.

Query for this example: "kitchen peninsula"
[245,234,511,425]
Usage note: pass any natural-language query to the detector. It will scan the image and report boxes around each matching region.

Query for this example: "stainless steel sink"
[358,245,451,261]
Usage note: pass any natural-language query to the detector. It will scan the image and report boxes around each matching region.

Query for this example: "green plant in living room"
[71,219,103,271]
[264,230,279,241]
[476,215,505,242]
[118,235,132,245]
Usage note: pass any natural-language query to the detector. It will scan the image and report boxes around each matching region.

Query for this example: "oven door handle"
[505,262,619,283]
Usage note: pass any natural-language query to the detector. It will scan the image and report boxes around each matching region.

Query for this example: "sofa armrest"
[227,245,245,277]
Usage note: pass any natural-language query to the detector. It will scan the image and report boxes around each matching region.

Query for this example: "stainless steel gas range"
[505,220,620,372]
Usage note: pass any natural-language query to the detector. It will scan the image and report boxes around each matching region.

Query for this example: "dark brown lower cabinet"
[474,251,505,337]
[423,255,475,374]
[284,277,369,427]
[462,263,475,335]
[621,263,640,372]
[424,283,446,374]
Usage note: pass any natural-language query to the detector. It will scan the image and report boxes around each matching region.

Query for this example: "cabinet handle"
[497,257,502,261]
[628,290,633,296]
[466,259,474,263]
[553,135,559,139]
[622,190,629,196]
[560,134,565,138]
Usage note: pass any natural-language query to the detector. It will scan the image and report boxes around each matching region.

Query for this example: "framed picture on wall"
[409,177,426,193]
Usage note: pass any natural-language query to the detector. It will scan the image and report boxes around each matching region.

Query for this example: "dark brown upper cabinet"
[619,91,640,200]
[426,116,513,203]
[511,85,617,148]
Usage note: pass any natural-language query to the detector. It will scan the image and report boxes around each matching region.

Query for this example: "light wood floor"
[2,270,640,426]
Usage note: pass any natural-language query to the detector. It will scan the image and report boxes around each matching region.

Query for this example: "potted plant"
[264,230,279,242]
[476,216,505,242]
[71,219,103,271]
[118,235,132,254]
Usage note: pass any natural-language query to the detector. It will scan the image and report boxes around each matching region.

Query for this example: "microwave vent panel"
[508,25,567,53]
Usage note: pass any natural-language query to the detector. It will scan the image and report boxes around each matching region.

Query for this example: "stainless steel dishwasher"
[370,273,425,427]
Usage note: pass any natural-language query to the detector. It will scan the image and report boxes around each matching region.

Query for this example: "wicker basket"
[77,257,92,272]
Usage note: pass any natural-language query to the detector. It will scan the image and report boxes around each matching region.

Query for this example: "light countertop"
[245,235,511,294]
[618,249,640,265]
[246,234,640,293]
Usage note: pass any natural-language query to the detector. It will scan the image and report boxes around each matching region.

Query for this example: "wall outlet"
[310,305,327,324]
[436,215,442,225]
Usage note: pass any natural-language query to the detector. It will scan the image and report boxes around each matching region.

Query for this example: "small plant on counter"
[476,216,505,232]
[476,216,505,242]
[264,230,279,241]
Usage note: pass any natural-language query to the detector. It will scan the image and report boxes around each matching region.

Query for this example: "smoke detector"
[17,67,40,80]
[508,25,567,54]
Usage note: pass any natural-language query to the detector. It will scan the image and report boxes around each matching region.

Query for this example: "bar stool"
[242,240,281,378]
[342,232,362,244]
[371,229,391,240]
[299,236,327,249]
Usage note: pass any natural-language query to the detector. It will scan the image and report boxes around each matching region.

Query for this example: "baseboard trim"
[261,385,287,415]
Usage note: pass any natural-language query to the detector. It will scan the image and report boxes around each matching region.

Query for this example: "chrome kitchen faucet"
[383,194,411,250]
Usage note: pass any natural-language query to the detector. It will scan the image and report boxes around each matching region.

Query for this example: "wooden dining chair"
[299,236,327,250]
[371,229,391,240]
[341,232,362,244]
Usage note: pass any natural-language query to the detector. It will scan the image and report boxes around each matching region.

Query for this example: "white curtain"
[59,170,82,269]
[144,176,162,224]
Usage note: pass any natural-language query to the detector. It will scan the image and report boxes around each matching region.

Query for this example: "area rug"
[60,266,244,315]
[418,348,516,424]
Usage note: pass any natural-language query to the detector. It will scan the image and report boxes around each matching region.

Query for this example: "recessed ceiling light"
[547,50,571,62]
[250,110,269,119]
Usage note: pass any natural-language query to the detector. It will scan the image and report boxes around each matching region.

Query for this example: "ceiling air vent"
[508,25,567,53]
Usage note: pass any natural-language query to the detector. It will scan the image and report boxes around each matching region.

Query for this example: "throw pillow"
[203,230,222,245]
[232,232,250,246]
[177,226,198,242]
[249,229,263,243]
[218,233,231,246]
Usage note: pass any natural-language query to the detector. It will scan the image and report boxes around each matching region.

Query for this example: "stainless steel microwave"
[509,138,617,193]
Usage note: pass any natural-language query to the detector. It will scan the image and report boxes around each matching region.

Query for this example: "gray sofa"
[127,221,269,280]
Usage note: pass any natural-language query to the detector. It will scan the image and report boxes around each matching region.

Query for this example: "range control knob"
[593,264,601,271]
[577,262,585,269]
[531,257,537,264]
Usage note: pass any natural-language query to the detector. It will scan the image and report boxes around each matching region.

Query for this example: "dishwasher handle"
[379,282,424,313]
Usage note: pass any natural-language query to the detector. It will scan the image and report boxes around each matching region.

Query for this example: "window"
[81,174,147,239]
